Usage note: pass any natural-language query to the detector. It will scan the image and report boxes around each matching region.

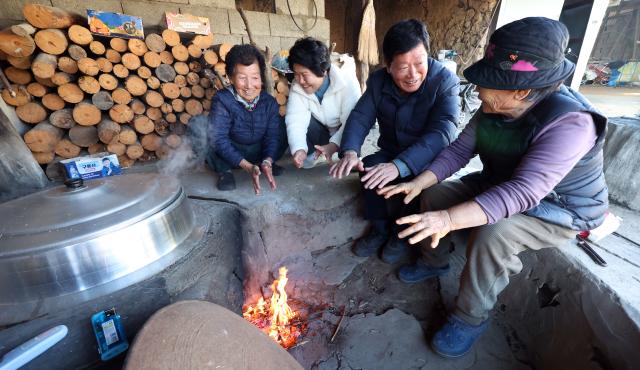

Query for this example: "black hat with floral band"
[463,17,575,90]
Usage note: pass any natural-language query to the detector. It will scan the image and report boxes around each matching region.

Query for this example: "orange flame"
[243,267,302,348]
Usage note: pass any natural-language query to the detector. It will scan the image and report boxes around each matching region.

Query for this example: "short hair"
[525,81,563,102]
[225,44,266,84]
[382,19,430,65]
[288,37,331,77]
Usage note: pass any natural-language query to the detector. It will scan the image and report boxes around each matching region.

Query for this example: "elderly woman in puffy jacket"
[285,37,361,168]
[207,44,286,194]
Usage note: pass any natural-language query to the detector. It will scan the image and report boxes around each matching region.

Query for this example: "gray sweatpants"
[417,179,575,325]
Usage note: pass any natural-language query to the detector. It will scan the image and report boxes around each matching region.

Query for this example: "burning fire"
[243,267,302,349]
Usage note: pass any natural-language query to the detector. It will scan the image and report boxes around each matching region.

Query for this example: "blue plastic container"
[91,308,129,361]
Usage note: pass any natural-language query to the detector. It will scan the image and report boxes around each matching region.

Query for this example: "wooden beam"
[0,99,48,202]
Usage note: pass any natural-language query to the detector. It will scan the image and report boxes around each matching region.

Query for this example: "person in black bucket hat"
[378,17,609,358]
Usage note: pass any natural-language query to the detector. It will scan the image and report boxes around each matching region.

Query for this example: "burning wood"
[243,267,302,349]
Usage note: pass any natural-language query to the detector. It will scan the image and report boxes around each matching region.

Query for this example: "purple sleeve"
[475,112,597,224]
[427,117,478,181]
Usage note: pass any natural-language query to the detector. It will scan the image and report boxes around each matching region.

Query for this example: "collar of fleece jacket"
[290,65,349,102]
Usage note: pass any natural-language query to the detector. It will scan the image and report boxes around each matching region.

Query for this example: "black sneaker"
[380,236,409,264]
[272,163,284,176]
[217,171,236,191]
[352,230,389,257]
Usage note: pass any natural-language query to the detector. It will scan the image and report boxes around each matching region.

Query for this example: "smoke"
[158,114,211,177]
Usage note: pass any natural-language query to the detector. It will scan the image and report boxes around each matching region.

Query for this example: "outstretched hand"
[361,162,399,189]
[329,151,364,179]
[377,180,422,204]
[260,161,277,191]
[314,143,339,164]
[396,210,453,247]
[292,150,307,169]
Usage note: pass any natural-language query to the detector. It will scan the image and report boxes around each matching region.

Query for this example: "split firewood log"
[24,121,63,152]
[68,25,93,45]
[77,57,100,76]
[73,101,102,126]
[49,108,76,129]
[107,141,126,156]
[77,75,100,94]
[67,44,87,61]
[105,49,121,63]
[51,71,75,86]
[155,63,176,82]
[92,90,115,111]
[141,133,162,151]
[58,56,78,74]
[96,57,113,73]
[145,33,166,53]
[161,29,180,47]
[0,29,36,57]
[133,115,155,134]
[111,88,132,105]
[41,93,65,110]
[97,119,121,144]
[126,141,144,159]
[5,66,32,84]
[2,85,31,106]
[110,38,128,53]
[7,55,32,70]
[118,125,137,145]
[58,83,84,103]
[109,104,134,123]
[26,82,47,97]
[128,39,148,56]
[32,52,57,78]
[34,29,68,55]
[23,4,75,29]
[16,102,47,124]
[125,75,147,96]
[55,136,81,158]
[89,40,106,55]
[69,125,99,147]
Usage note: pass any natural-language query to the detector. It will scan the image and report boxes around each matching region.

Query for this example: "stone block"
[51,0,122,17]
[268,13,308,38]
[213,33,243,45]
[228,9,270,36]
[187,0,234,8]
[275,0,324,18]
[243,35,280,53]
[279,36,299,51]
[122,1,179,28]
[179,5,230,34]
[6,0,52,20]
[603,117,640,211]
[306,17,330,42]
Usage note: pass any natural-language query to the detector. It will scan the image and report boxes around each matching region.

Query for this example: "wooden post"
[0,99,48,202]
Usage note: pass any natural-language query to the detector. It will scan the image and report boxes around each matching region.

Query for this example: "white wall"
[496,0,565,27]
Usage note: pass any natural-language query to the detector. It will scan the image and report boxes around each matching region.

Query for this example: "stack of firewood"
[0,3,291,173]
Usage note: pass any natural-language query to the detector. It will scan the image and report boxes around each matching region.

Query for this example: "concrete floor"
[579,85,640,117]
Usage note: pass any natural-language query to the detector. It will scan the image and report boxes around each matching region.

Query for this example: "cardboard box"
[87,9,144,39]
[165,12,211,35]
[61,153,122,181]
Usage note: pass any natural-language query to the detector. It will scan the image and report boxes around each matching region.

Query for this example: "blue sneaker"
[431,315,489,358]
[397,259,450,283]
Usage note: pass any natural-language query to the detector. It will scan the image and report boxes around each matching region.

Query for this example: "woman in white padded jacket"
[285,37,362,168]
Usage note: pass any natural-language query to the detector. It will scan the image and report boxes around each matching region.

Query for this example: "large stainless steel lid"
[0,173,200,324]
[1,173,181,254]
